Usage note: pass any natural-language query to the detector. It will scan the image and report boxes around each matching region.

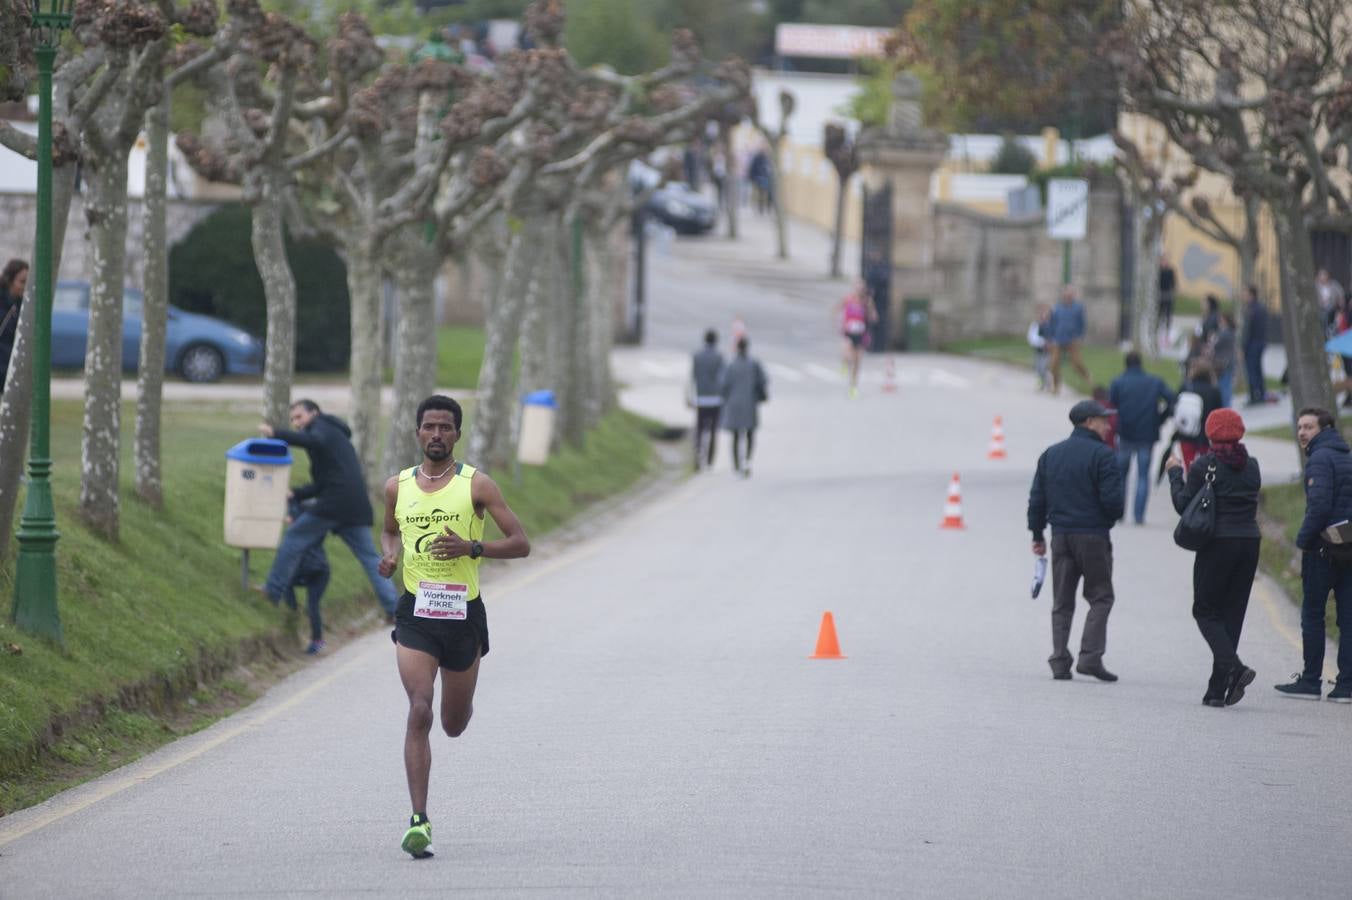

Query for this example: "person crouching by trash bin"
[281,497,331,655]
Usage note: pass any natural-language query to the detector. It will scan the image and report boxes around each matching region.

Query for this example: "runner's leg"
[396,644,440,814]
[439,655,482,738]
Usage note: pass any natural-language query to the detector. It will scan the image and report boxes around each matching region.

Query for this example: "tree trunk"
[1137,211,1163,358]
[581,220,618,427]
[771,137,788,258]
[383,229,440,476]
[0,165,76,561]
[1272,198,1336,420]
[468,224,531,471]
[556,216,588,447]
[1238,194,1260,293]
[79,155,130,541]
[517,216,560,399]
[345,235,385,493]
[721,126,739,241]
[251,180,298,428]
[134,88,169,508]
[830,173,848,277]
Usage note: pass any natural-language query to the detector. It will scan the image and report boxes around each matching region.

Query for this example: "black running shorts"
[391,593,489,671]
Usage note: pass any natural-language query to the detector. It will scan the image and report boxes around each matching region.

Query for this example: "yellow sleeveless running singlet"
[395,463,484,597]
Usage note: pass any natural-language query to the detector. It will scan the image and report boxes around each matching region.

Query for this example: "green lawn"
[1260,482,1341,644]
[0,397,656,813]
[437,326,489,389]
[944,336,1183,394]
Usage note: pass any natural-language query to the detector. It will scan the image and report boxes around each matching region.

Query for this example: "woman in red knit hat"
[1166,407,1261,707]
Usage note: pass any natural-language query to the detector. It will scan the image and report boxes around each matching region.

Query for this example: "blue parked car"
[53,281,263,383]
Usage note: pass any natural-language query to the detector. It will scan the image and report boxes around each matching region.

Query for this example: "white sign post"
[1046,178,1089,240]
[1046,178,1089,284]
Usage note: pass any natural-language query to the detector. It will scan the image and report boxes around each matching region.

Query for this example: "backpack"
[1174,390,1204,439]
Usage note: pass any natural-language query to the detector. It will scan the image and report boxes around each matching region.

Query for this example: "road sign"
[1046,178,1089,241]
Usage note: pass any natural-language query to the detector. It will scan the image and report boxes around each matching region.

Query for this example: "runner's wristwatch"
[469,540,484,560]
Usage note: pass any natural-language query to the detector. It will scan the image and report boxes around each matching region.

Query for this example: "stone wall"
[928,178,1122,345]
[0,191,220,289]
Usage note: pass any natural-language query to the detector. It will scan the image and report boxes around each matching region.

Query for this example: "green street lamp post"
[12,0,74,643]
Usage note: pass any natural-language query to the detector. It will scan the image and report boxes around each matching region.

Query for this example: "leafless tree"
[752,89,794,259]
[824,122,858,278]
[1108,0,1352,418]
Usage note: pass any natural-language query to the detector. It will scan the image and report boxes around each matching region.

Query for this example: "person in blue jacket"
[1109,351,1175,524]
[1048,284,1091,393]
[1276,407,1352,701]
[1028,400,1126,682]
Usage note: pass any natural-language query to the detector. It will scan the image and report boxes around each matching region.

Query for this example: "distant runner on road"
[836,280,877,399]
[378,394,531,859]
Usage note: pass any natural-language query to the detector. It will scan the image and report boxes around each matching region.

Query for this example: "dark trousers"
[1191,538,1260,681]
[1049,533,1115,671]
[1300,550,1352,684]
[731,429,755,471]
[1244,345,1265,403]
[694,406,720,468]
[284,565,330,642]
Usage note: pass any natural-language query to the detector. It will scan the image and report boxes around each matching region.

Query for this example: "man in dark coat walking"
[1028,400,1126,681]
[1241,285,1269,406]
[1109,351,1175,524]
[260,399,398,615]
[1275,407,1352,701]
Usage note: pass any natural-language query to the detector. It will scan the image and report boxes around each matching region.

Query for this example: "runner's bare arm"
[472,472,530,559]
[377,475,401,577]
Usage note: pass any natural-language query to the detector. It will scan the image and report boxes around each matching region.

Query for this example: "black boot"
[1225,662,1257,706]
[1203,669,1226,707]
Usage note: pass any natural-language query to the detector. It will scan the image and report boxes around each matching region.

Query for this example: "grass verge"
[437,326,488,389]
[0,399,658,815]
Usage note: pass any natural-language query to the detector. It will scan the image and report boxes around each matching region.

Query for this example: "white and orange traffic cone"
[940,473,966,530]
[987,416,1007,460]
[882,356,898,393]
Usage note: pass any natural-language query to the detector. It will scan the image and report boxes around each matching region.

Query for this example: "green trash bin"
[903,298,930,352]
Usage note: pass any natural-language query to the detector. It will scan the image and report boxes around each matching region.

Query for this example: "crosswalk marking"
[616,354,972,391]
[765,362,805,382]
[803,362,847,384]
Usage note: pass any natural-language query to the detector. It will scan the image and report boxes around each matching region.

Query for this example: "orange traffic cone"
[987,416,1007,460]
[882,356,898,393]
[940,472,966,529]
[809,611,846,659]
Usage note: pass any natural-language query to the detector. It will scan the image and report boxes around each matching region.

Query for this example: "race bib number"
[414,581,468,620]
[845,319,866,335]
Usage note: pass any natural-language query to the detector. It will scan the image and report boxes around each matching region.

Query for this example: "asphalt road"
[3,215,1350,898]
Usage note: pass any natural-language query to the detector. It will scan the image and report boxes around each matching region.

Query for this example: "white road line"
[764,362,805,382]
[804,362,847,384]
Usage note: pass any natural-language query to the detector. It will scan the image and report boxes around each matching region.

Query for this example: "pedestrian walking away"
[1275,407,1352,702]
[1166,408,1261,707]
[1158,254,1177,346]
[1241,285,1270,406]
[378,394,531,858]
[837,280,878,398]
[259,400,399,616]
[1027,400,1126,682]
[280,497,331,655]
[689,328,725,470]
[1173,360,1223,475]
[1212,312,1238,408]
[1048,284,1090,393]
[1109,350,1176,524]
[720,336,768,478]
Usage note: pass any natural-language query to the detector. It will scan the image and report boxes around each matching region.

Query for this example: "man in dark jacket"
[260,399,398,615]
[1047,284,1090,394]
[1028,400,1127,681]
[1276,407,1352,701]
[690,328,725,470]
[1109,351,1175,524]
[1241,286,1269,406]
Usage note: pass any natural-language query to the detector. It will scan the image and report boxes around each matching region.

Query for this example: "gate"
[860,182,893,352]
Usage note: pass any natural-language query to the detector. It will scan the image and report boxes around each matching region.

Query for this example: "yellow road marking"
[1256,573,1336,682]
[0,473,712,847]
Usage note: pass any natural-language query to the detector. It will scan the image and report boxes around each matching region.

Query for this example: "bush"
[169,204,351,372]
[990,134,1037,176]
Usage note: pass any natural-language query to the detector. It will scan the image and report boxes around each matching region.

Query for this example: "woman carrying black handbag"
[1166,408,1262,707]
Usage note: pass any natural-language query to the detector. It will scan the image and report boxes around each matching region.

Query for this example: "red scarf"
[1210,440,1249,470]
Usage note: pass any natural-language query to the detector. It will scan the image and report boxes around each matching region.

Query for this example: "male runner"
[378,394,531,858]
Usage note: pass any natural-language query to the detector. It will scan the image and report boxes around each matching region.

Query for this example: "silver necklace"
[420,461,455,480]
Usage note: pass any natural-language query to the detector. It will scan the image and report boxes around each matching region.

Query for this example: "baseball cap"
[1069,399,1111,425]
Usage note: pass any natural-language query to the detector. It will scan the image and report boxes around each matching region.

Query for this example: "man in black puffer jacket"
[1028,400,1126,682]
[261,399,398,616]
[1276,407,1352,701]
